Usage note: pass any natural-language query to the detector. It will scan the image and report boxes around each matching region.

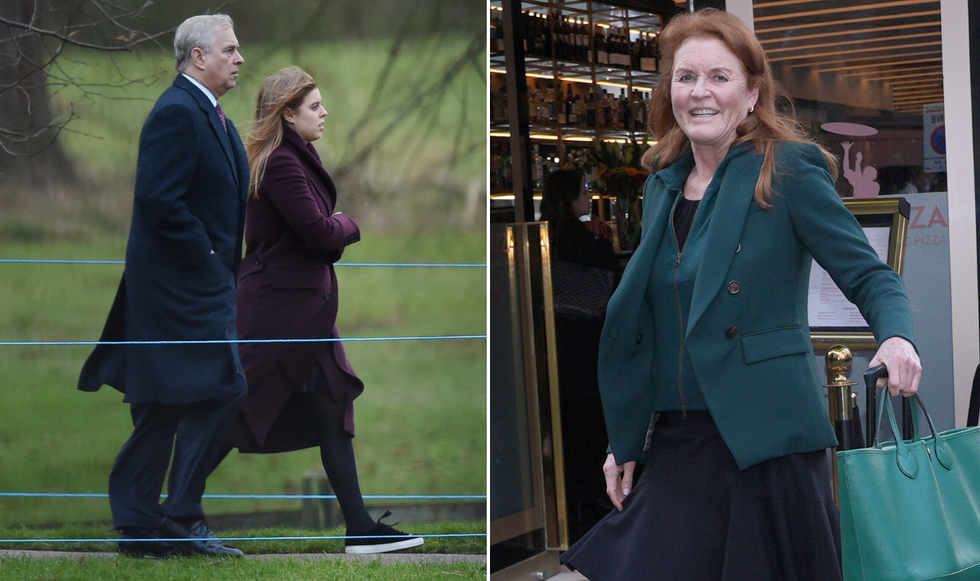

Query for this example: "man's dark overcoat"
[226,127,363,453]
[79,75,249,403]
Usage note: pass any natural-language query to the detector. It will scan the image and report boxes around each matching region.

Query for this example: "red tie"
[216,102,227,132]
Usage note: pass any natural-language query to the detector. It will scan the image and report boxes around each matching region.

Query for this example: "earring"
[749,106,755,113]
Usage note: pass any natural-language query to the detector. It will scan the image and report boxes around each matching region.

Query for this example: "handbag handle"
[867,370,953,478]
[864,364,916,445]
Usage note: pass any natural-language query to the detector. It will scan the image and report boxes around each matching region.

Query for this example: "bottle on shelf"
[600,89,614,129]
[525,11,549,58]
[557,84,567,125]
[596,89,607,128]
[586,86,597,127]
[634,34,645,71]
[594,25,608,65]
[639,33,660,72]
[528,81,542,124]
[490,13,501,53]
[633,90,647,132]
[620,27,632,68]
[564,84,576,126]
[490,142,503,191]
[552,10,566,61]
[490,140,514,192]
[620,89,632,131]
[575,19,590,62]
[545,81,558,124]
[532,144,545,190]
[501,141,513,191]
[493,86,508,124]
[573,93,584,127]
[610,27,626,68]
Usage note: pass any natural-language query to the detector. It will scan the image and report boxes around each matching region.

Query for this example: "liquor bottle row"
[490,140,596,193]
[490,10,660,73]
[491,77,651,133]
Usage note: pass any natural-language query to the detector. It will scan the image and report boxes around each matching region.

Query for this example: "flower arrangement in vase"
[592,138,649,252]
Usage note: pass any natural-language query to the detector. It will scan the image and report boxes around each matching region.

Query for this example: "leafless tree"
[0,0,172,189]
[0,0,485,217]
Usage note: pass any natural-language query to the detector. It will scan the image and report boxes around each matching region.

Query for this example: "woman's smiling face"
[671,36,758,157]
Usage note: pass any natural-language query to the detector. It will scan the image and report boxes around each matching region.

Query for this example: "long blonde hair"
[246,66,317,198]
[642,9,838,208]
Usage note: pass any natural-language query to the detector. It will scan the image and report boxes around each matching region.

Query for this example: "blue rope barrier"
[0,533,486,544]
[0,335,486,347]
[0,492,484,500]
[341,263,485,268]
[0,259,485,268]
[0,259,125,265]
[0,258,485,549]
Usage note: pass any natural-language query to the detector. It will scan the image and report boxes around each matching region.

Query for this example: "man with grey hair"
[79,13,248,558]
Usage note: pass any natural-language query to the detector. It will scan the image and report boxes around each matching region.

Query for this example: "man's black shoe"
[117,526,194,558]
[180,519,244,558]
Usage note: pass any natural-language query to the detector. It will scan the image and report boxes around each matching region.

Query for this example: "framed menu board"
[809,197,911,351]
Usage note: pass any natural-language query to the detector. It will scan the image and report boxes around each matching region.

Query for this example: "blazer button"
[727,281,741,295]
[255,258,261,265]
[726,325,737,338]
[324,292,331,301]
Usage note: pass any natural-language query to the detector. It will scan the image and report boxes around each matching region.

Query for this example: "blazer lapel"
[226,119,248,191]
[173,76,240,183]
[302,142,337,213]
[283,129,337,213]
[605,168,677,340]
[688,143,763,334]
[209,107,239,180]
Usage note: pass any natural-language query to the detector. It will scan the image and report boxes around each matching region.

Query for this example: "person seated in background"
[542,169,621,274]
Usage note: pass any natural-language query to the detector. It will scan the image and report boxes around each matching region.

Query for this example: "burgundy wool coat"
[226,127,363,453]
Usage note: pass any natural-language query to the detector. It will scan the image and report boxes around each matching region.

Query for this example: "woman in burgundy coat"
[215,67,422,554]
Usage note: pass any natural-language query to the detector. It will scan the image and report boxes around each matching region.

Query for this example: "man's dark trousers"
[109,390,246,528]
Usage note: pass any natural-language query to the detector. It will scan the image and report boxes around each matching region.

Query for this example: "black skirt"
[560,411,842,581]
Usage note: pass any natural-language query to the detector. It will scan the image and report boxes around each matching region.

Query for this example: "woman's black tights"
[302,379,375,534]
[210,367,376,534]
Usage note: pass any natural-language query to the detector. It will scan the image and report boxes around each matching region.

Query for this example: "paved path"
[0,549,485,565]
[550,565,588,580]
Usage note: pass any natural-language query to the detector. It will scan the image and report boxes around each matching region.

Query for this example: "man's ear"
[191,47,207,71]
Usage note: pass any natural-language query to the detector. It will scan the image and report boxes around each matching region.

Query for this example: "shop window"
[753,1,945,196]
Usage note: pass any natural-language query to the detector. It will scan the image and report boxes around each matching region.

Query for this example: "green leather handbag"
[837,376,980,581]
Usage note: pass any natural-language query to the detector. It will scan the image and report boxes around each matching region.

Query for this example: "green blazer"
[599,141,914,469]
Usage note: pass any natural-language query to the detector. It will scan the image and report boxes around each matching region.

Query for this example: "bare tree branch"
[334,30,485,179]
[0,0,194,186]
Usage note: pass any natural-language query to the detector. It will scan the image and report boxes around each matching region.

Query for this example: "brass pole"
[824,345,857,505]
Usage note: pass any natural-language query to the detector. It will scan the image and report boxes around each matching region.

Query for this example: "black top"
[553,217,621,274]
[673,196,700,252]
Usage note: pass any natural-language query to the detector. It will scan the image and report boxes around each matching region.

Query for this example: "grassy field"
[0,556,486,580]
[0,231,486,526]
[0,521,485,553]
[0,521,487,578]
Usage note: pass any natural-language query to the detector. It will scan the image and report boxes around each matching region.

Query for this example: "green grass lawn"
[0,521,485,554]
[0,230,486,526]
[0,556,487,581]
